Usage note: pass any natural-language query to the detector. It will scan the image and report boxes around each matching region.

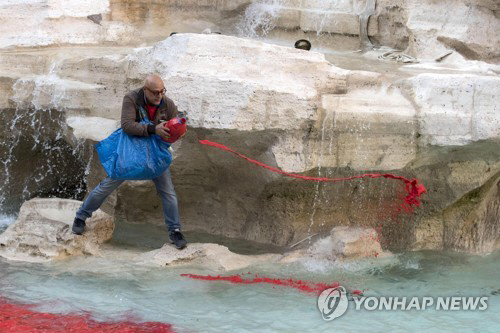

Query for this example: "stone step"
[274,7,378,36]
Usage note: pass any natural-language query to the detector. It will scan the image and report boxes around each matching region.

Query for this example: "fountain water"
[0,1,499,332]
[307,109,337,239]
[237,0,284,38]
[0,71,90,216]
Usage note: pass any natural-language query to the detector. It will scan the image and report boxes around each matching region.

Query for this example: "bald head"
[143,74,165,106]
[144,74,164,89]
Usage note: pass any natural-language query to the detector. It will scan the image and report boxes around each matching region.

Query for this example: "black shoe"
[169,229,187,249]
[72,218,86,235]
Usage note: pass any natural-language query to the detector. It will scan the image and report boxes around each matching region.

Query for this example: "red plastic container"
[163,117,187,143]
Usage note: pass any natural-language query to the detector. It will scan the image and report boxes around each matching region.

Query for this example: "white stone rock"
[0,0,135,49]
[408,73,500,146]
[136,242,280,271]
[300,0,354,11]
[271,86,418,172]
[126,33,347,131]
[46,0,110,19]
[8,33,498,158]
[405,0,500,61]
[9,75,103,110]
[313,226,386,259]
[326,88,416,169]
[0,198,114,262]
[282,226,388,263]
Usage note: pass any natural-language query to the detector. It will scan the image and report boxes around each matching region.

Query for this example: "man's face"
[144,82,165,106]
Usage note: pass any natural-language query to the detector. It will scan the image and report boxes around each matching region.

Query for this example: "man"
[72,74,187,249]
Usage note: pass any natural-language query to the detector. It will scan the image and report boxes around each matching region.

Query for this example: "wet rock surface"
[0,2,498,254]
[281,226,389,263]
[0,198,114,262]
[136,243,280,271]
[0,108,89,214]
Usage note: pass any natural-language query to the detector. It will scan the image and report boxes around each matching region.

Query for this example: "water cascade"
[237,0,284,38]
[0,74,90,216]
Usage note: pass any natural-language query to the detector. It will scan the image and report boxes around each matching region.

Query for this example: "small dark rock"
[87,14,102,25]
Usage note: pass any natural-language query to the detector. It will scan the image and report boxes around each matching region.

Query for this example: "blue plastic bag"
[96,121,172,180]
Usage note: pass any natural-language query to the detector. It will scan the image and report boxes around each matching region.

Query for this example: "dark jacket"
[120,87,178,136]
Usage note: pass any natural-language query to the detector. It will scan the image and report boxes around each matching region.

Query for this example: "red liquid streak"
[180,273,357,296]
[199,140,426,213]
[0,298,175,333]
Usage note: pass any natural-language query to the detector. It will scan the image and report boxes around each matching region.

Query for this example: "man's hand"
[155,123,170,140]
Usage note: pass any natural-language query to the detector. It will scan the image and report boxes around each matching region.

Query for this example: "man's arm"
[120,94,152,136]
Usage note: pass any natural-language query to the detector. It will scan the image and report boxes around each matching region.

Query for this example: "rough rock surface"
[409,142,500,253]
[374,0,500,63]
[136,242,280,271]
[0,198,113,262]
[406,74,500,146]
[0,2,499,253]
[3,0,497,62]
[281,226,388,263]
[0,0,133,49]
[414,172,500,253]
[2,32,497,251]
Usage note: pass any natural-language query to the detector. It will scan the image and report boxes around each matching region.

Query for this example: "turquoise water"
[1,245,499,332]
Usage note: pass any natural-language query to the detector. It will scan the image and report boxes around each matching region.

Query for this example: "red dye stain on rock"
[0,297,175,333]
[199,140,427,213]
[180,273,361,296]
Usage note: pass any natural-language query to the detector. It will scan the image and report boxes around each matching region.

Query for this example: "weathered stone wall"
[2,0,498,61]
[1,1,499,253]
[56,34,499,251]
[374,0,500,62]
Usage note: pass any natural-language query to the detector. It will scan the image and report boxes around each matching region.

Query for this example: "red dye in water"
[0,297,175,333]
[181,273,360,296]
[199,140,426,213]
